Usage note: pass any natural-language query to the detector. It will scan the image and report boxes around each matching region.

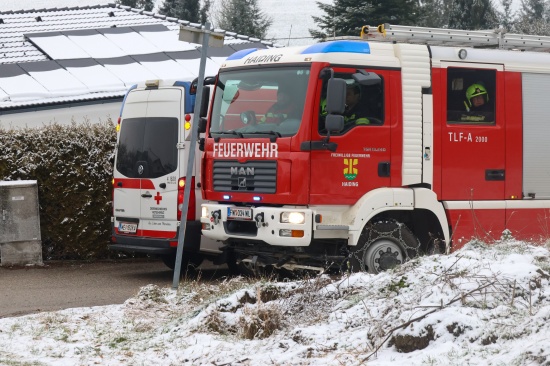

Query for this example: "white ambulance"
[110,79,222,270]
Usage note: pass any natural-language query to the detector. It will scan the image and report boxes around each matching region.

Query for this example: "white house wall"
[0,101,121,129]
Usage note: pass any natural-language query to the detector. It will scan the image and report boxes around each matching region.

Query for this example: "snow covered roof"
[0,3,273,111]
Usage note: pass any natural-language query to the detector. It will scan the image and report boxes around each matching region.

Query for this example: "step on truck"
[198,24,550,274]
[110,79,222,270]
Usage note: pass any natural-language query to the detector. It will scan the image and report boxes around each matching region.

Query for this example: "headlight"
[201,206,208,219]
[280,212,305,224]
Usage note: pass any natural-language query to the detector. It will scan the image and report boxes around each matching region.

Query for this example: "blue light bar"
[253,196,261,201]
[226,48,258,60]
[301,41,370,55]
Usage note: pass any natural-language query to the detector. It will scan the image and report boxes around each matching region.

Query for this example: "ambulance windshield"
[210,67,310,137]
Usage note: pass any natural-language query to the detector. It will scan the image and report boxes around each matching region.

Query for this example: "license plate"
[118,222,138,234]
[227,207,252,220]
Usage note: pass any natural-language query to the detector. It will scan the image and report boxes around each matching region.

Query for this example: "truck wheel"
[226,250,256,277]
[349,220,420,274]
[160,252,204,271]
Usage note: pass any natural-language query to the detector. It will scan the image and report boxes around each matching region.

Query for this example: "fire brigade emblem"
[343,159,358,180]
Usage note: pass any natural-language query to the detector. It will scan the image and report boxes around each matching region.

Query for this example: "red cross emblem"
[154,192,162,205]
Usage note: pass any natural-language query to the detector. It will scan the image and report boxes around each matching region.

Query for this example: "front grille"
[213,160,277,193]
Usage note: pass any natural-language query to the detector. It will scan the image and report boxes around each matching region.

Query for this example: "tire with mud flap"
[349,220,420,274]
[160,251,204,271]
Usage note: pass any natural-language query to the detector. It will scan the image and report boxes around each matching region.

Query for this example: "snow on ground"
[1,240,550,365]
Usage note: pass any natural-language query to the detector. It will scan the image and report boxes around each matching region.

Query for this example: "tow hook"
[212,210,221,225]
[254,212,265,228]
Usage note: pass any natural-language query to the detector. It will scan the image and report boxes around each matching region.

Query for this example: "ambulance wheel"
[349,220,420,274]
[160,252,203,271]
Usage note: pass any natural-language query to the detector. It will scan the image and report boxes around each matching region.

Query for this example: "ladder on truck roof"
[359,23,550,52]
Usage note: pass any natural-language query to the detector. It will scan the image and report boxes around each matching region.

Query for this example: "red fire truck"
[199,24,550,274]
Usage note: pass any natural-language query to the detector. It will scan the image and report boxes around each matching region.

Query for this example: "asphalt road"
[0,259,229,318]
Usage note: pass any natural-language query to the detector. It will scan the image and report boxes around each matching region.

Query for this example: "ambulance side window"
[447,68,496,124]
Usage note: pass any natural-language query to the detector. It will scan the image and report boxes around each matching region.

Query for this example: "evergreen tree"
[160,0,211,23]
[417,0,453,28]
[513,0,550,34]
[215,0,272,39]
[200,0,211,24]
[310,0,419,40]
[518,0,546,21]
[447,0,499,30]
[115,0,154,11]
[498,0,516,31]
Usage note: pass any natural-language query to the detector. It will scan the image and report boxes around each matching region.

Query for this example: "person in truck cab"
[260,84,300,124]
[343,84,370,126]
[318,83,371,132]
[461,82,494,123]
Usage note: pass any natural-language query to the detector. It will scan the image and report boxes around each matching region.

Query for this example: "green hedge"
[0,122,117,260]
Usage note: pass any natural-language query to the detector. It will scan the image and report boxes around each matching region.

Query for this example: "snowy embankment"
[1,240,549,365]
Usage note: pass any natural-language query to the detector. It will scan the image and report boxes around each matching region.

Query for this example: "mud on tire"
[349,220,420,274]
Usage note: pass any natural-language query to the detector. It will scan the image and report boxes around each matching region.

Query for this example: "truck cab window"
[447,68,496,124]
[210,67,310,137]
[319,72,384,134]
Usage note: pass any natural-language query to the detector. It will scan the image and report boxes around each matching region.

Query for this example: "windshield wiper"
[213,130,244,142]
[243,131,282,142]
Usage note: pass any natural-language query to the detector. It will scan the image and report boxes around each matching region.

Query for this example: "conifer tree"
[498,0,516,31]
[159,0,211,23]
[310,0,419,40]
[514,0,550,35]
[447,0,499,30]
[115,0,154,11]
[215,0,272,39]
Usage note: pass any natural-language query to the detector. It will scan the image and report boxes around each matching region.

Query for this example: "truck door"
[309,69,393,205]
[440,64,505,201]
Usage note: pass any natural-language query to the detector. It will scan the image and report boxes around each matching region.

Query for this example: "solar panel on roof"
[133,53,195,81]
[96,56,157,86]
[25,31,89,60]
[18,60,88,96]
[0,64,49,101]
[98,27,160,56]
[57,59,125,93]
[133,25,196,53]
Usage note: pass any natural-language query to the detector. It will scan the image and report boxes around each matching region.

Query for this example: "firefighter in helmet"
[461,82,493,122]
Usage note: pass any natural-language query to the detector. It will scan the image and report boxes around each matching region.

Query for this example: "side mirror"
[325,114,344,133]
[199,86,210,118]
[353,70,381,86]
[203,76,216,85]
[198,117,207,134]
[326,78,346,115]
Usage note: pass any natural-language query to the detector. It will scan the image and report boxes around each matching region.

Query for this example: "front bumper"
[109,221,202,254]
[200,203,313,246]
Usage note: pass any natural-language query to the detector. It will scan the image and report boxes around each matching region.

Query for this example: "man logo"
[238,177,247,188]
[138,165,144,175]
[231,167,255,176]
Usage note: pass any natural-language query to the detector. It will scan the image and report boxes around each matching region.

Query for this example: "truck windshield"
[210,67,310,137]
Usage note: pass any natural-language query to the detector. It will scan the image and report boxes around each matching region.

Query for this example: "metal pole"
[172,22,211,289]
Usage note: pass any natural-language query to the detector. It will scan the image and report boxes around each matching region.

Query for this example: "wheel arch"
[347,188,450,250]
